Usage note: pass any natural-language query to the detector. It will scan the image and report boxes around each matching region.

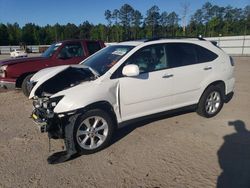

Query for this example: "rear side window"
[195,45,218,63]
[165,43,198,68]
[165,43,218,68]
[86,41,101,55]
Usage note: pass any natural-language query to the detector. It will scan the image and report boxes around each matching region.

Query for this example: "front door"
[118,44,174,121]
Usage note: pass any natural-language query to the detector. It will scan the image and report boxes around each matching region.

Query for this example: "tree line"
[0,2,249,45]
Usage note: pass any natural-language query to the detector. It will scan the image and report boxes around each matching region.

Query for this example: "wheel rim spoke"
[93,117,101,128]
[77,130,89,136]
[90,137,95,148]
[95,123,108,132]
[212,105,215,112]
[83,119,91,128]
[81,135,90,145]
[96,133,105,142]
[209,105,213,113]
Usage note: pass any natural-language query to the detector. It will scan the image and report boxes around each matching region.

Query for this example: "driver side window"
[125,44,168,74]
[111,44,168,79]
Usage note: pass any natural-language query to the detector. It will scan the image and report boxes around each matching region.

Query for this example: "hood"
[29,64,98,99]
[0,56,47,66]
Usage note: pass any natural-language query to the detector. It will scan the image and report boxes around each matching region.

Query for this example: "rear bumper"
[0,80,16,89]
[225,77,235,95]
[224,91,234,103]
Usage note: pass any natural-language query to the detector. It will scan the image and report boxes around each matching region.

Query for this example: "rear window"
[86,41,101,55]
[195,45,218,63]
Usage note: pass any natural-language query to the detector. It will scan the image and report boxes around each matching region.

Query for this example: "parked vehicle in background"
[10,49,28,58]
[29,37,235,163]
[0,39,105,96]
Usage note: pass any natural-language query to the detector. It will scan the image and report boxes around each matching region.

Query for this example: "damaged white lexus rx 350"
[30,38,235,162]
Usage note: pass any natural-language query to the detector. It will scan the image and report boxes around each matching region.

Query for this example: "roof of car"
[116,37,207,46]
[117,37,208,47]
[118,40,145,46]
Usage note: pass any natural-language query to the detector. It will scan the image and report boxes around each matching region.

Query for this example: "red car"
[0,39,105,96]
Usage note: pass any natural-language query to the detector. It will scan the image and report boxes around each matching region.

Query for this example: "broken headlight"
[33,97,48,108]
[33,96,63,110]
[46,96,64,109]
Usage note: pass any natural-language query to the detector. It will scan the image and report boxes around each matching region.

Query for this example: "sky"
[0,0,249,26]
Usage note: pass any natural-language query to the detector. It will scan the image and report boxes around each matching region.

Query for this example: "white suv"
[30,38,235,162]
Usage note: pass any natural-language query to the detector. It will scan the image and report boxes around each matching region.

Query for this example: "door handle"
[204,66,212,70]
[162,74,173,78]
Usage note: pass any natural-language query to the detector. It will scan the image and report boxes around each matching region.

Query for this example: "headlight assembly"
[47,96,64,109]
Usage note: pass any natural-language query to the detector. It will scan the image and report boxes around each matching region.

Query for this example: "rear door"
[53,42,85,66]
[166,43,218,108]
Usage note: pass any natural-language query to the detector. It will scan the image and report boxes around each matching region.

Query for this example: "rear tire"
[197,85,224,118]
[72,109,115,154]
[21,74,33,97]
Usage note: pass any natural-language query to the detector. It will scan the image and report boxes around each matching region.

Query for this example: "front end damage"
[31,96,65,138]
[30,65,99,164]
[30,66,95,138]
[31,95,80,164]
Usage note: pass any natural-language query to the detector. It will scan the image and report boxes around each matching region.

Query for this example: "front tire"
[22,74,33,97]
[197,85,224,118]
[72,109,115,154]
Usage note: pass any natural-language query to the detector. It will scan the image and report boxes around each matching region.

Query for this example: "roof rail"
[144,35,206,42]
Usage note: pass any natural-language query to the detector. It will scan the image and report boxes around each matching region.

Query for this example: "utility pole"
[181,1,190,36]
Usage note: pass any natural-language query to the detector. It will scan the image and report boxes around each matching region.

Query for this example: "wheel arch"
[74,101,118,128]
[199,80,226,102]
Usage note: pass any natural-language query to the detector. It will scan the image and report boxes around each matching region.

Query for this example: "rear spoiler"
[210,41,218,46]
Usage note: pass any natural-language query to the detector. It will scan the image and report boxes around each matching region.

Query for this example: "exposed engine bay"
[34,67,96,97]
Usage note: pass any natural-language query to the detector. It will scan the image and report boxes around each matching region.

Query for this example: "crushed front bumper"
[31,107,65,139]
[31,108,50,133]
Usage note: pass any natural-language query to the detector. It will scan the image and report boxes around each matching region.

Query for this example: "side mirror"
[122,64,139,77]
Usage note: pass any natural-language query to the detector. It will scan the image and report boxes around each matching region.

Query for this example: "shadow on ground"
[111,108,194,146]
[217,120,250,188]
[48,108,194,164]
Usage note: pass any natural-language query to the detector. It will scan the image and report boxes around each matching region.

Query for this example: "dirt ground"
[0,56,250,188]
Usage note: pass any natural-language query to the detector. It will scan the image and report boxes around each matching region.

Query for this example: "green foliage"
[0,24,9,45]
[145,5,160,37]
[0,2,249,45]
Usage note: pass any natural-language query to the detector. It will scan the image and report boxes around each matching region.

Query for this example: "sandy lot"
[0,56,250,188]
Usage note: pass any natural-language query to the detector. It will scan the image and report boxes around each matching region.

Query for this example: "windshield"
[83,45,134,76]
[41,43,62,57]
